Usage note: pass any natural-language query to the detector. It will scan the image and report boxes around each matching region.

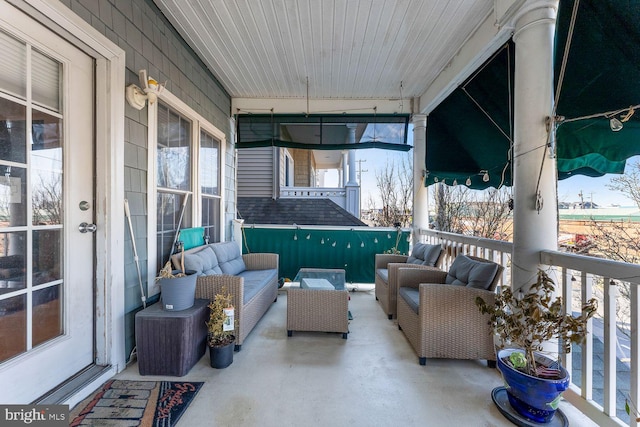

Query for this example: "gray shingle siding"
[64,0,233,358]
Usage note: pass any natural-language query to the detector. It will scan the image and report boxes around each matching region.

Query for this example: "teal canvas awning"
[425,43,514,190]
[424,0,640,188]
[555,0,640,178]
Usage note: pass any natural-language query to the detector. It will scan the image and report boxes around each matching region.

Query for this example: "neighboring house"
[237,146,363,222]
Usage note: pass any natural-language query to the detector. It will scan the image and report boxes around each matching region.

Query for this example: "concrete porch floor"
[114,285,598,427]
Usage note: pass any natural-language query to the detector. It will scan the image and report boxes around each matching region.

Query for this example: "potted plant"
[206,288,236,369]
[156,257,197,311]
[476,269,598,423]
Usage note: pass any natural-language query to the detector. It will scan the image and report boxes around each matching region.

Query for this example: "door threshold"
[33,364,114,406]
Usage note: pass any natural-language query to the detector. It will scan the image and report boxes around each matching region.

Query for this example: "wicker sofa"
[172,241,279,351]
[396,254,503,366]
[374,243,444,319]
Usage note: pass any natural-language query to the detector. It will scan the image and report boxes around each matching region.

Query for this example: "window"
[284,150,294,187]
[153,98,224,274]
[156,103,192,270]
[200,130,220,244]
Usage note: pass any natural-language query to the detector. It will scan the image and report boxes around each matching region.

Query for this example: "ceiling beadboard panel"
[153,0,493,100]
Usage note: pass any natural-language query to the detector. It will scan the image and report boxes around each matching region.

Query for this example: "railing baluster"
[632,283,639,427]
[603,277,617,417]
[582,272,593,401]
[562,267,572,372]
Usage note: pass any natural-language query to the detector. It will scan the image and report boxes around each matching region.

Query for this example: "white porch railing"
[280,186,347,209]
[419,228,639,427]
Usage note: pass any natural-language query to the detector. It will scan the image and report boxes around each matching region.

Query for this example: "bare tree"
[583,161,640,339]
[432,184,512,240]
[608,161,640,207]
[32,172,62,225]
[369,153,413,227]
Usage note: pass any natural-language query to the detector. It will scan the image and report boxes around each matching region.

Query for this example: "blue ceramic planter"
[496,349,570,423]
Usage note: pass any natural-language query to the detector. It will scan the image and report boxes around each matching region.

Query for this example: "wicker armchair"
[374,243,444,319]
[396,255,503,366]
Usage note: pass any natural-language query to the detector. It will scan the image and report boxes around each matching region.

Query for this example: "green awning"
[425,43,514,190]
[236,114,411,151]
[555,0,640,178]
[425,0,640,188]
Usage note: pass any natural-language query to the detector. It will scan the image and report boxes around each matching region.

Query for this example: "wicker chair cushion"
[376,268,389,283]
[183,246,223,276]
[445,255,499,289]
[212,242,247,275]
[407,243,442,266]
[398,287,420,313]
[239,269,278,304]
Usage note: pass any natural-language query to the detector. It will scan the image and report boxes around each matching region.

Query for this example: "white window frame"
[284,149,294,187]
[147,89,225,297]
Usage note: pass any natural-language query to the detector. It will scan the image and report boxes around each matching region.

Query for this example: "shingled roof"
[237,197,367,226]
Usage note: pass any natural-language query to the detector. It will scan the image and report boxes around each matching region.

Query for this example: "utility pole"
[578,190,584,209]
[356,159,368,219]
[356,159,368,184]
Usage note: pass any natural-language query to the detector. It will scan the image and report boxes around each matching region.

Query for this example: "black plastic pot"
[209,338,234,369]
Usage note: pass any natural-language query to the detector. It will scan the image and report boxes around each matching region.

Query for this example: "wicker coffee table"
[286,269,349,339]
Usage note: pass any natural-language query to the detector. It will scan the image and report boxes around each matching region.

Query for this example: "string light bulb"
[453,179,457,186]
[482,170,490,182]
[374,238,378,243]
[434,177,439,183]
[347,242,351,249]
[466,177,471,186]
[321,238,325,244]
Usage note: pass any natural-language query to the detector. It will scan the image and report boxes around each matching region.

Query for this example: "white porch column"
[512,1,559,291]
[347,124,358,185]
[412,114,429,242]
[341,151,348,187]
[345,124,360,217]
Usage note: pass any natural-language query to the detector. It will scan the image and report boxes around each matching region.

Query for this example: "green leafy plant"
[476,269,597,378]
[626,394,640,422]
[206,288,236,347]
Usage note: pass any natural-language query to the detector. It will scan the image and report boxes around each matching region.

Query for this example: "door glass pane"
[0,231,26,292]
[157,103,191,190]
[33,229,61,285]
[0,294,26,363]
[0,97,27,164]
[32,285,62,347]
[200,130,219,195]
[0,31,26,98]
[31,110,62,226]
[32,49,61,112]
[0,166,27,227]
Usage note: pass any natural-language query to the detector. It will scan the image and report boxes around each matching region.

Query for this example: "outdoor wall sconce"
[126,69,166,110]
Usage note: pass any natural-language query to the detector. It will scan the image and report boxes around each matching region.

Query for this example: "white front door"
[0,4,95,403]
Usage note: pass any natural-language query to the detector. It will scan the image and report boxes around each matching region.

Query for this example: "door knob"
[78,222,97,233]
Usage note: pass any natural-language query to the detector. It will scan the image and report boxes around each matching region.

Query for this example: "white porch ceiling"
[153,0,495,104]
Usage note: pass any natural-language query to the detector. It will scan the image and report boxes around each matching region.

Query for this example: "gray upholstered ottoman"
[135,298,208,376]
